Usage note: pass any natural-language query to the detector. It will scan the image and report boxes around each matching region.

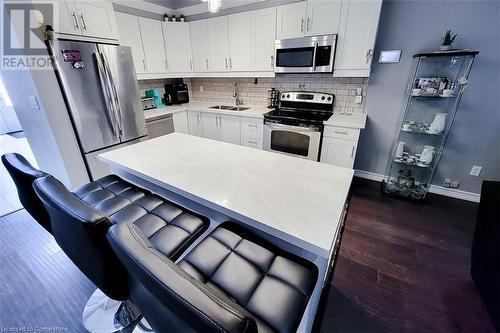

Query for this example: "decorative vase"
[419,146,435,165]
[440,45,452,51]
[395,141,405,158]
[428,113,447,134]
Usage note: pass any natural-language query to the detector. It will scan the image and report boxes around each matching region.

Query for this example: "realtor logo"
[1,1,55,70]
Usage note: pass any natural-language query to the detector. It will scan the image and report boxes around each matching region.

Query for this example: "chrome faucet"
[233,83,243,106]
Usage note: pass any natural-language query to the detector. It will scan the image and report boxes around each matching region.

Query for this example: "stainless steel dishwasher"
[145,114,174,139]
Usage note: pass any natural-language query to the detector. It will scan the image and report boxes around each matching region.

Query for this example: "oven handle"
[265,122,320,133]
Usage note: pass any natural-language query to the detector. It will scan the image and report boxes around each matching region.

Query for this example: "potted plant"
[441,30,457,50]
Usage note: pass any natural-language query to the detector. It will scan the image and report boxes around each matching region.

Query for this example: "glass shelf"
[383,50,478,201]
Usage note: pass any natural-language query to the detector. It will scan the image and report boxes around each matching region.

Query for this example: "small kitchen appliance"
[165,83,189,104]
[145,88,164,107]
[141,97,156,110]
[267,88,280,109]
[263,91,335,161]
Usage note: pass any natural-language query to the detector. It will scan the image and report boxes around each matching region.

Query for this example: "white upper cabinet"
[334,0,382,77]
[74,1,118,40]
[190,20,210,72]
[251,7,276,72]
[115,12,146,74]
[276,2,307,39]
[228,12,252,71]
[207,17,230,71]
[138,17,167,74]
[162,22,193,73]
[54,0,118,40]
[54,0,80,35]
[305,0,342,36]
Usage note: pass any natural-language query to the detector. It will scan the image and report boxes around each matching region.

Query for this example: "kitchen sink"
[209,105,250,111]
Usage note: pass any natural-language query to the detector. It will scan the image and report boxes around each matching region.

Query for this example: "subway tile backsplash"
[139,75,369,113]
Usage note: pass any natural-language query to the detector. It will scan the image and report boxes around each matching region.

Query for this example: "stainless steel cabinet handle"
[197,114,200,123]
[306,17,310,32]
[334,130,349,135]
[72,12,79,29]
[366,49,373,64]
[248,124,258,128]
[229,57,232,69]
[142,59,147,71]
[248,140,258,145]
[225,58,228,69]
[189,59,193,71]
[271,55,274,68]
[351,146,355,158]
[205,59,209,70]
[300,18,304,32]
[79,14,87,31]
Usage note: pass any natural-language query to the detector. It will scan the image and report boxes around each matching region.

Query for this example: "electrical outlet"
[443,178,452,187]
[450,180,460,188]
[199,85,204,92]
[470,166,482,176]
[354,95,363,104]
[356,88,363,95]
[28,95,40,110]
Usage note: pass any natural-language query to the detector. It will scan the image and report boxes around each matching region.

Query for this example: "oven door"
[274,34,337,73]
[264,123,321,161]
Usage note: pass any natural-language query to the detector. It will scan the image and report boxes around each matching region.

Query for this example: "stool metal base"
[132,318,154,333]
[83,288,141,333]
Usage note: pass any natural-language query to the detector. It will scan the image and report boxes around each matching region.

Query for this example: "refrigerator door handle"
[94,52,119,137]
[100,51,124,137]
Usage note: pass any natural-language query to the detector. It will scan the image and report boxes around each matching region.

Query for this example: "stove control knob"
[282,94,285,99]
[321,96,326,100]
[327,97,332,101]
[287,94,290,98]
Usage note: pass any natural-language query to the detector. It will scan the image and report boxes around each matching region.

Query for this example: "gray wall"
[356,0,500,194]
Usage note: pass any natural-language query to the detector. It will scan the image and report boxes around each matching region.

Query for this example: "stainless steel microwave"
[274,34,337,73]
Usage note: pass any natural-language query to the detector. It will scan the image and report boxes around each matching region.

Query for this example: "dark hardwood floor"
[0,178,495,332]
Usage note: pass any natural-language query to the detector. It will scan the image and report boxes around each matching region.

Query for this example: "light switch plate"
[470,166,482,176]
[199,85,204,92]
[28,95,40,110]
[379,50,402,63]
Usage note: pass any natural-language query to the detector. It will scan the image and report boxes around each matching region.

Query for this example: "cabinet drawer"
[242,136,262,149]
[241,117,263,137]
[323,126,359,140]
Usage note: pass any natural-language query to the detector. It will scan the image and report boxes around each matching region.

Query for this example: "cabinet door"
[334,0,382,77]
[163,22,193,73]
[276,2,307,39]
[219,114,241,145]
[189,20,210,72]
[320,137,356,168]
[228,12,251,71]
[115,12,147,74]
[74,1,119,40]
[305,0,342,36]
[53,0,81,36]
[251,7,276,72]
[187,111,203,137]
[172,111,189,134]
[201,112,219,141]
[208,17,229,71]
[138,17,168,74]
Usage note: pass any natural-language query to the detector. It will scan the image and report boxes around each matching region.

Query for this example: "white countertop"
[98,133,353,255]
[324,112,367,129]
[144,103,269,121]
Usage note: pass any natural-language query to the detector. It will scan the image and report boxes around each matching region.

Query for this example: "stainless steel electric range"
[263,91,334,161]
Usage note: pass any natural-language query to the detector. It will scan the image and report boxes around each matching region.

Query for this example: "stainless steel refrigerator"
[51,40,148,180]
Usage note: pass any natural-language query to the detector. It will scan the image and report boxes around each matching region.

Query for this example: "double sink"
[209,105,250,111]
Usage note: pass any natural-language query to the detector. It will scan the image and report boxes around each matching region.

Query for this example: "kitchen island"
[98,133,353,332]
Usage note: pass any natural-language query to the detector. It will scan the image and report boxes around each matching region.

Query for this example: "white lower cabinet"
[187,111,203,137]
[320,126,360,169]
[172,111,189,134]
[201,113,241,145]
[240,117,263,149]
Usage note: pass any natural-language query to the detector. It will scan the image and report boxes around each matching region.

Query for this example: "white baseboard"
[354,170,481,203]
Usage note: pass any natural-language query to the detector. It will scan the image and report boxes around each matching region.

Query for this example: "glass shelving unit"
[383,49,479,201]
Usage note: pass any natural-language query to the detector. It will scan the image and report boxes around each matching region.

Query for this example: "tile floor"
[0,132,37,216]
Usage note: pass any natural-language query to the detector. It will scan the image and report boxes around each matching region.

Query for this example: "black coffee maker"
[165,83,189,105]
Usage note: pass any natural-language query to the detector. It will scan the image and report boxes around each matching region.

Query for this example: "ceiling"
[143,0,207,9]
